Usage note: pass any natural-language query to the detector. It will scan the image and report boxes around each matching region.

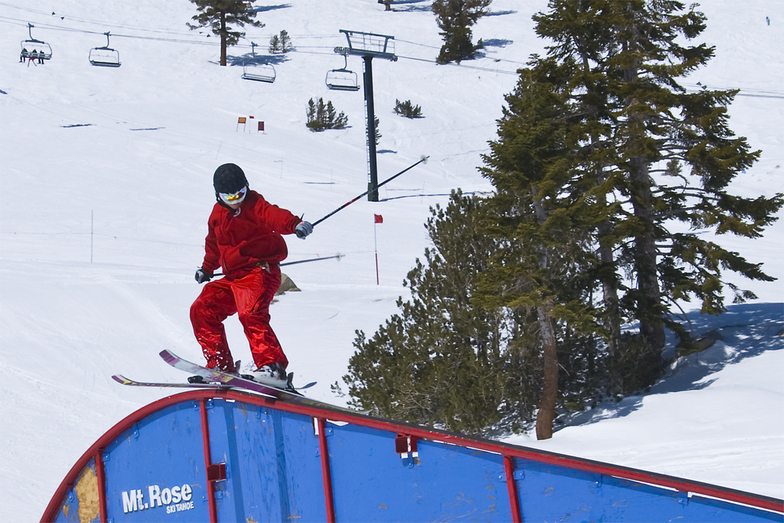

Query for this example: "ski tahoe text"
[122,484,194,514]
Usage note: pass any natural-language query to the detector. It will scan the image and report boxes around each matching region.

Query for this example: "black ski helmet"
[213,163,249,195]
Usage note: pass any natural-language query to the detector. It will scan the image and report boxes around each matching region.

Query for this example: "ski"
[157,349,368,416]
[112,350,366,417]
[113,372,314,394]
[112,374,227,390]
[158,349,315,398]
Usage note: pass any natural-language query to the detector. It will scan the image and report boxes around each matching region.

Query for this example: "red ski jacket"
[200,190,300,279]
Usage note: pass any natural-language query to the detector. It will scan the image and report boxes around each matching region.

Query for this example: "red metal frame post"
[504,455,522,523]
[317,417,336,523]
[200,399,218,522]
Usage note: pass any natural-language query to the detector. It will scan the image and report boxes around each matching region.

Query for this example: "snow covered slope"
[1,0,782,519]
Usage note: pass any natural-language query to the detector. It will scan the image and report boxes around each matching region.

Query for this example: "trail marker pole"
[374,214,383,284]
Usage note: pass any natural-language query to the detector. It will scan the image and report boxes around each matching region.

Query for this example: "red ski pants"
[190,265,288,372]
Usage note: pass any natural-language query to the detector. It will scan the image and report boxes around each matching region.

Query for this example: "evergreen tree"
[325,100,348,129]
[269,30,293,54]
[340,191,540,435]
[527,0,782,389]
[372,116,381,146]
[188,0,264,66]
[394,99,424,119]
[269,34,280,53]
[477,0,782,435]
[280,30,292,52]
[478,65,602,439]
[306,98,348,132]
[432,0,492,64]
[306,98,327,131]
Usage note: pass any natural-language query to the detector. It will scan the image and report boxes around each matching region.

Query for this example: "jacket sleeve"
[257,197,301,234]
[201,209,221,274]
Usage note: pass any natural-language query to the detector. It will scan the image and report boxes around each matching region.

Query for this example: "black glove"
[295,220,313,239]
[195,268,213,284]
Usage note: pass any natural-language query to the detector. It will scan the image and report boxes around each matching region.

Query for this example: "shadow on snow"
[557,302,784,430]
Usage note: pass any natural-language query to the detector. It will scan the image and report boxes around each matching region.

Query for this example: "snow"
[0,0,782,519]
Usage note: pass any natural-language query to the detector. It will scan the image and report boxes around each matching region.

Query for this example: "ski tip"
[159,349,181,363]
[111,374,128,384]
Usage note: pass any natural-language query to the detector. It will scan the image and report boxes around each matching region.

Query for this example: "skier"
[190,163,313,386]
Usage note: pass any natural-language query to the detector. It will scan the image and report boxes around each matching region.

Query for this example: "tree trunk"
[629,155,666,354]
[623,26,665,355]
[535,298,558,440]
[599,223,621,356]
[532,195,558,440]
[593,165,622,357]
[219,13,227,66]
[577,37,622,357]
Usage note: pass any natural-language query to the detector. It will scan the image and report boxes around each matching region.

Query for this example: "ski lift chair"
[325,53,360,91]
[89,32,121,67]
[242,63,276,83]
[21,23,52,61]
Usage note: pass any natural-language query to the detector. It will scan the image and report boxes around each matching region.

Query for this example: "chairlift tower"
[334,30,396,201]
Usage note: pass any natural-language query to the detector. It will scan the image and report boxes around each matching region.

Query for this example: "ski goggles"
[219,186,247,205]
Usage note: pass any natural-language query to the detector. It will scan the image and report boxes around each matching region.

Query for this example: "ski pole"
[280,253,343,267]
[208,253,344,277]
[310,155,429,228]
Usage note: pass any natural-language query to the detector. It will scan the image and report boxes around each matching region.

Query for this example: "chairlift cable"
[4,13,525,76]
